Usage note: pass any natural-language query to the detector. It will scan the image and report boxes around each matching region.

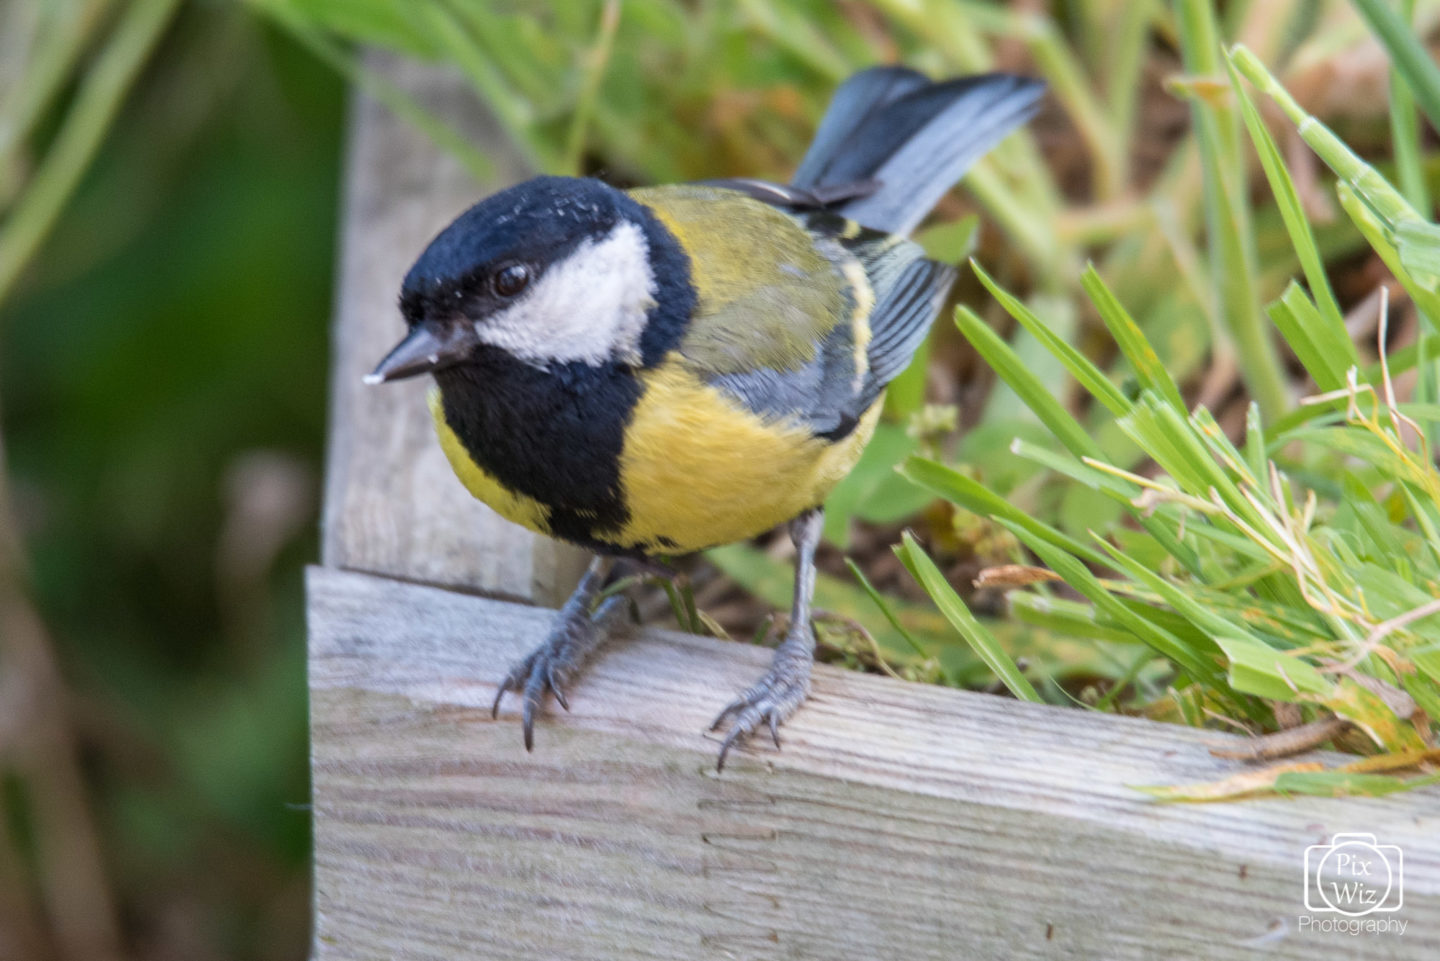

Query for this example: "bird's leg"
[490,555,629,750]
[711,508,823,770]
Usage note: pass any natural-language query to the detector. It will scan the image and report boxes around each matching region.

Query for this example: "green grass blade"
[1397,220,1440,277]
[1009,593,1145,646]
[1099,0,1155,184]
[1265,283,1358,393]
[248,0,445,55]
[736,0,850,80]
[954,306,1103,460]
[1080,265,1186,412]
[844,558,929,661]
[0,0,113,205]
[1225,50,1349,342]
[1155,521,1274,566]
[1008,439,1201,575]
[561,0,622,175]
[1244,403,1267,491]
[1386,0,1431,214]
[706,543,953,668]
[1093,539,1267,666]
[1351,0,1440,136]
[415,2,558,172]
[1175,6,1289,421]
[0,0,183,307]
[1232,45,1424,236]
[1117,396,1262,529]
[971,260,1132,416]
[895,532,1042,702]
[1022,17,1122,200]
[1007,439,1136,498]
[899,456,1112,568]
[1274,770,1440,799]
[1336,182,1440,331]
[995,520,1222,685]
[1222,637,1331,703]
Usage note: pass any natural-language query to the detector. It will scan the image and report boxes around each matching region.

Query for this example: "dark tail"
[792,67,1045,236]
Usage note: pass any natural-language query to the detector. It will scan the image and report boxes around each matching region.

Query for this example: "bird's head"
[366,176,667,384]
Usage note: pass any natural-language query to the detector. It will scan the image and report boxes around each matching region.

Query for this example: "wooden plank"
[308,565,1440,960]
[320,52,588,604]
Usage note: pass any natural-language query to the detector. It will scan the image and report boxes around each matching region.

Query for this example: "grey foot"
[491,592,625,751]
[710,632,814,771]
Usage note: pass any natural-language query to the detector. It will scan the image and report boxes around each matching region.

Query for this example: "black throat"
[434,352,642,552]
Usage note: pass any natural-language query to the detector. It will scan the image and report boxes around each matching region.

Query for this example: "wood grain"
[320,52,588,605]
[309,566,1440,961]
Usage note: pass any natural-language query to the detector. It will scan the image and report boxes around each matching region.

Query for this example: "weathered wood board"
[320,52,587,605]
[309,566,1440,961]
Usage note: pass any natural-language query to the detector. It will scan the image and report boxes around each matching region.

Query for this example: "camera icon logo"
[1304,833,1403,916]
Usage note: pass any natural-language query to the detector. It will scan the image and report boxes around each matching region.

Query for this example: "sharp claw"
[522,697,536,752]
[716,729,742,772]
[768,712,782,749]
[545,664,570,711]
[491,686,506,719]
[714,705,762,772]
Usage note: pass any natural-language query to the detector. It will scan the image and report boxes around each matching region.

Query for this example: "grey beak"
[364,323,478,384]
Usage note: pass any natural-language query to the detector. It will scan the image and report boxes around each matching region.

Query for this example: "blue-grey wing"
[706,310,868,440]
[695,196,952,439]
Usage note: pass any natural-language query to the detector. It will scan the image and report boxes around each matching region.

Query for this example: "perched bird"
[367,66,1044,769]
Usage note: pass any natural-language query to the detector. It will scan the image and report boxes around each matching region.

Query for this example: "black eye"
[493,263,531,297]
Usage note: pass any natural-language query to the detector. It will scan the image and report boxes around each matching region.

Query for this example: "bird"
[366,66,1045,770]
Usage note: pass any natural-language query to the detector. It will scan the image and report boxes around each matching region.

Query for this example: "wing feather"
[630,184,951,442]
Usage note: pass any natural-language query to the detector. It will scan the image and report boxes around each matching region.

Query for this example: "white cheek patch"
[475,220,658,367]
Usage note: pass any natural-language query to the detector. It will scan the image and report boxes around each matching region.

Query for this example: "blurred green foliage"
[2,4,341,958]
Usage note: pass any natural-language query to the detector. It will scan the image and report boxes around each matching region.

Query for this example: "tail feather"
[792,67,931,188]
[793,68,1045,235]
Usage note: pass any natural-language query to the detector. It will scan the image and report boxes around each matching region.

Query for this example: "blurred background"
[3,4,336,959]
[2,1,1437,960]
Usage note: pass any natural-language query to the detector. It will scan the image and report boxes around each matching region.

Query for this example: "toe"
[710,679,808,770]
[491,652,538,719]
[709,698,744,731]
[716,721,749,772]
[521,660,550,751]
[714,704,768,771]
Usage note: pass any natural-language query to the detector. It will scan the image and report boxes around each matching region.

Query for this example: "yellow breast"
[429,370,879,556]
[612,359,881,553]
